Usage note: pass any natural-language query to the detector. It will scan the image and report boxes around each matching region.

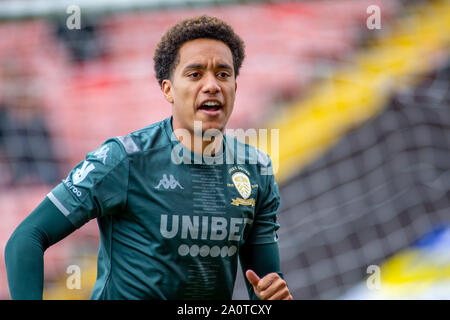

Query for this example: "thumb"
[245,269,260,288]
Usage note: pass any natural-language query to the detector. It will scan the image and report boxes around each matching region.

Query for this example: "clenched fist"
[245,270,293,300]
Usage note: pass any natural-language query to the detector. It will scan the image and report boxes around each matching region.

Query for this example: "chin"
[202,122,226,134]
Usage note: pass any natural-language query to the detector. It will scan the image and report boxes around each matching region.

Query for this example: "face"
[161,38,237,135]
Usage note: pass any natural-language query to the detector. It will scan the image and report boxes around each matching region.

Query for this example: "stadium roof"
[0,0,276,20]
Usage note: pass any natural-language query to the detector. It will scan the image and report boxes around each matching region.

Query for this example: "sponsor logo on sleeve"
[72,161,95,185]
[93,145,110,165]
[63,179,82,197]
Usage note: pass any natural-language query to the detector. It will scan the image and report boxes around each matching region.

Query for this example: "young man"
[5,15,292,300]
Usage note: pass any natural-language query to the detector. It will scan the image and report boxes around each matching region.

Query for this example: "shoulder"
[224,134,274,174]
[111,117,172,156]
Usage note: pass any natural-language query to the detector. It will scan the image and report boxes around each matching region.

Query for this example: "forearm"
[4,198,76,299]
[5,225,47,299]
[239,242,283,300]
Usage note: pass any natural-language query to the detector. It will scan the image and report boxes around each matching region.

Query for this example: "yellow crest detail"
[232,172,251,200]
[231,198,255,207]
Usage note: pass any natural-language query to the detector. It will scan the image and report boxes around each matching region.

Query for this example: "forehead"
[176,38,234,69]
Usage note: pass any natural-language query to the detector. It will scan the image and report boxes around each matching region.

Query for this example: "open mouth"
[198,101,223,112]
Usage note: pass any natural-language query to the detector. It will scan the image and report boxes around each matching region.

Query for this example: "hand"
[245,270,293,300]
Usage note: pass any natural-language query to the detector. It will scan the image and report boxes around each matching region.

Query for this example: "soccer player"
[5,15,293,300]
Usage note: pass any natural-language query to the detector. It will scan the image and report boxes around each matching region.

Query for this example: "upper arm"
[7,197,76,250]
[47,139,129,229]
[247,155,281,245]
[4,197,76,299]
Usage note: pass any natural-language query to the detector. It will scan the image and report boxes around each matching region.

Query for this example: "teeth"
[203,101,220,106]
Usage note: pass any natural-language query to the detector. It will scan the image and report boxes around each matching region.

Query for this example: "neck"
[171,119,224,156]
[186,131,224,156]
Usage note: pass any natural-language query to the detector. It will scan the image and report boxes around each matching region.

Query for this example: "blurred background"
[0,0,449,300]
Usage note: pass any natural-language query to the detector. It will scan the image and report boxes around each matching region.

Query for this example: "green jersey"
[47,117,281,299]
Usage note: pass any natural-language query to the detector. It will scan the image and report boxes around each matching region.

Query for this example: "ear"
[235,81,238,93]
[161,79,174,104]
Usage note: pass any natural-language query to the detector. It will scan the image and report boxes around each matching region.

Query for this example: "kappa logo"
[72,161,95,185]
[155,174,184,190]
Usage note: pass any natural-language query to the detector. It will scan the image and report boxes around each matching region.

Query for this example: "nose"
[202,73,221,94]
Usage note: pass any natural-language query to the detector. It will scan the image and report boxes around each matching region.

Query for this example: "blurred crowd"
[0,57,60,187]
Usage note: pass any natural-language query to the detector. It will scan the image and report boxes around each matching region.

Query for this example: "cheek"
[172,89,194,113]
[176,85,198,106]
[226,88,236,108]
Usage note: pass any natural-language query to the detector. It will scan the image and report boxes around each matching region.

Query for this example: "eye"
[188,72,200,79]
[217,72,230,78]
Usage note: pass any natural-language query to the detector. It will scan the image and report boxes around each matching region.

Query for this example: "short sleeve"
[247,156,281,245]
[47,138,129,228]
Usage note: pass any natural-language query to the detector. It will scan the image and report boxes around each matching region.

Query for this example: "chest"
[126,162,260,245]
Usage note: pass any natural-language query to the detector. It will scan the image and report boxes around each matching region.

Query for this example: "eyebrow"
[217,63,233,71]
[183,63,233,72]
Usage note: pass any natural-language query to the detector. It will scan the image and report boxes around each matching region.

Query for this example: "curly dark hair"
[153,15,245,87]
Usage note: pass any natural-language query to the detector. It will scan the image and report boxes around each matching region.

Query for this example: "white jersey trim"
[117,135,139,154]
[47,192,70,217]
